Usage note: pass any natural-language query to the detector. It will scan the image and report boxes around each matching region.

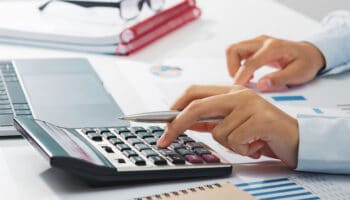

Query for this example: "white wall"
[276,0,350,21]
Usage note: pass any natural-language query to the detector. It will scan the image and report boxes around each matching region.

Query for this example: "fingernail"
[157,135,166,147]
[260,78,272,91]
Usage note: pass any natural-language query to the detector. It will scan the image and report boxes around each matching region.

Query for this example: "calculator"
[14,116,232,186]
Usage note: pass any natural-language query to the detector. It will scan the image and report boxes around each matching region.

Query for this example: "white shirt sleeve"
[296,115,350,174]
[304,10,350,76]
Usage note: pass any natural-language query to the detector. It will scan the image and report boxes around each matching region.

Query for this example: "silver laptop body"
[0,58,128,136]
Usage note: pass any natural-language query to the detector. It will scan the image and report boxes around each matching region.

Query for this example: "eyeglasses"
[38,0,165,21]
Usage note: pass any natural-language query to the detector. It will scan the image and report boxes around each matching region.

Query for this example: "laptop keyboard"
[77,126,221,167]
[0,62,32,127]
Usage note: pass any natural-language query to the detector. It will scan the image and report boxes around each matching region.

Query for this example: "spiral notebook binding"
[135,182,224,200]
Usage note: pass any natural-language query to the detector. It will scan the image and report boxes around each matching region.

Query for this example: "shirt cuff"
[296,115,350,174]
[304,29,350,74]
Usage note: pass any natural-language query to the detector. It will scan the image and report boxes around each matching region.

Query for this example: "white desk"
[0,0,324,199]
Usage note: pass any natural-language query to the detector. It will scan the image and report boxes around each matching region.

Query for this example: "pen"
[119,111,223,123]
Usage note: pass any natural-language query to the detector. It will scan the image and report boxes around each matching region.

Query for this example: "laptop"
[6,58,231,185]
[0,58,126,136]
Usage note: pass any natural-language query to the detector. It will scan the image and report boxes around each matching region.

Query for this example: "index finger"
[158,94,234,148]
[226,41,261,77]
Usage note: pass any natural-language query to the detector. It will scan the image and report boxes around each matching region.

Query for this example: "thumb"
[257,62,305,92]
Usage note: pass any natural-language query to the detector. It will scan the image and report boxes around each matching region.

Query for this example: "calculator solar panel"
[14,117,232,186]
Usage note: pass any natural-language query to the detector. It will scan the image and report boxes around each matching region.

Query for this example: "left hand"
[157,85,299,168]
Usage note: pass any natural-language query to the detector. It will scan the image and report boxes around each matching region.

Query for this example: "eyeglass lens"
[120,0,165,20]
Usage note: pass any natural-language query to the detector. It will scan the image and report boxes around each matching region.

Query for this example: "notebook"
[0,0,199,55]
[135,182,255,200]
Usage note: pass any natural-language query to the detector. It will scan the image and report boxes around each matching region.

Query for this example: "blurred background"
[0,0,350,20]
[276,0,350,20]
[0,0,349,21]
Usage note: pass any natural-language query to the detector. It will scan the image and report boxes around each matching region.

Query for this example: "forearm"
[296,116,350,174]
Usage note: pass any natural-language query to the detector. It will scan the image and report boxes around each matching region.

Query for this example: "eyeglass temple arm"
[38,0,120,11]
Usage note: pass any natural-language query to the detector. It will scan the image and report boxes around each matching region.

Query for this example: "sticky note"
[272,96,306,102]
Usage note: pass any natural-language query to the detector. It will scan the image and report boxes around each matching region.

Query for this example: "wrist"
[301,42,326,73]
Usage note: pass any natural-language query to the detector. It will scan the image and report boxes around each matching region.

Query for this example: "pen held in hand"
[119,111,223,123]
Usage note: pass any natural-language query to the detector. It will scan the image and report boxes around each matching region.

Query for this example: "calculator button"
[186,142,203,150]
[115,127,130,134]
[131,126,147,133]
[102,146,114,153]
[178,133,188,138]
[99,128,111,134]
[130,156,146,166]
[176,148,194,156]
[116,144,131,151]
[87,132,102,141]
[144,137,157,145]
[173,138,181,143]
[194,148,211,155]
[153,131,164,138]
[134,143,151,151]
[180,137,195,144]
[149,155,167,165]
[167,154,185,164]
[148,126,164,133]
[185,155,203,163]
[82,128,96,134]
[102,132,116,139]
[127,138,144,145]
[141,149,158,157]
[109,138,124,145]
[170,143,185,150]
[123,150,138,158]
[137,132,153,139]
[202,154,220,163]
[158,149,177,156]
[120,132,137,139]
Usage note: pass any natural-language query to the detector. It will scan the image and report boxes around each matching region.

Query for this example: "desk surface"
[0,0,322,199]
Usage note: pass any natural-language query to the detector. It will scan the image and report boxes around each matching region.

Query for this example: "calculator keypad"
[78,126,222,169]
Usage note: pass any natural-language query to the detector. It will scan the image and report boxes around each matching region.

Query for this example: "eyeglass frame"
[38,0,165,21]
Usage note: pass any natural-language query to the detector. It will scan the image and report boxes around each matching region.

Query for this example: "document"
[0,0,179,46]
[118,58,350,117]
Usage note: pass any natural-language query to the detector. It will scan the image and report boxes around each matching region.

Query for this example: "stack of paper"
[0,0,199,55]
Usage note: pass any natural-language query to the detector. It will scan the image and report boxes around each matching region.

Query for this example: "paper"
[0,0,180,45]
[118,57,350,116]
[288,173,350,199]
[232,163,350,199]
[235,177,319,200]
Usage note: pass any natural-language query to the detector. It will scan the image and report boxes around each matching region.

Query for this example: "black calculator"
[14,116,232,186]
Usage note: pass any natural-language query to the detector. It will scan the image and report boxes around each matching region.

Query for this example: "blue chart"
[235,178,319,200]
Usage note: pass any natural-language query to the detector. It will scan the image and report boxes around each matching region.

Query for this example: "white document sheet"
[0,0,179,46]
[118,58,350,117]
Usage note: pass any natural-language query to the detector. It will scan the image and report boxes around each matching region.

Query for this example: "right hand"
[226,35,326,92]
[158,85,299,168]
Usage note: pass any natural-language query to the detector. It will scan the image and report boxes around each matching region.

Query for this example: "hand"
[226,35,325,92]
[157,85,299,168]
